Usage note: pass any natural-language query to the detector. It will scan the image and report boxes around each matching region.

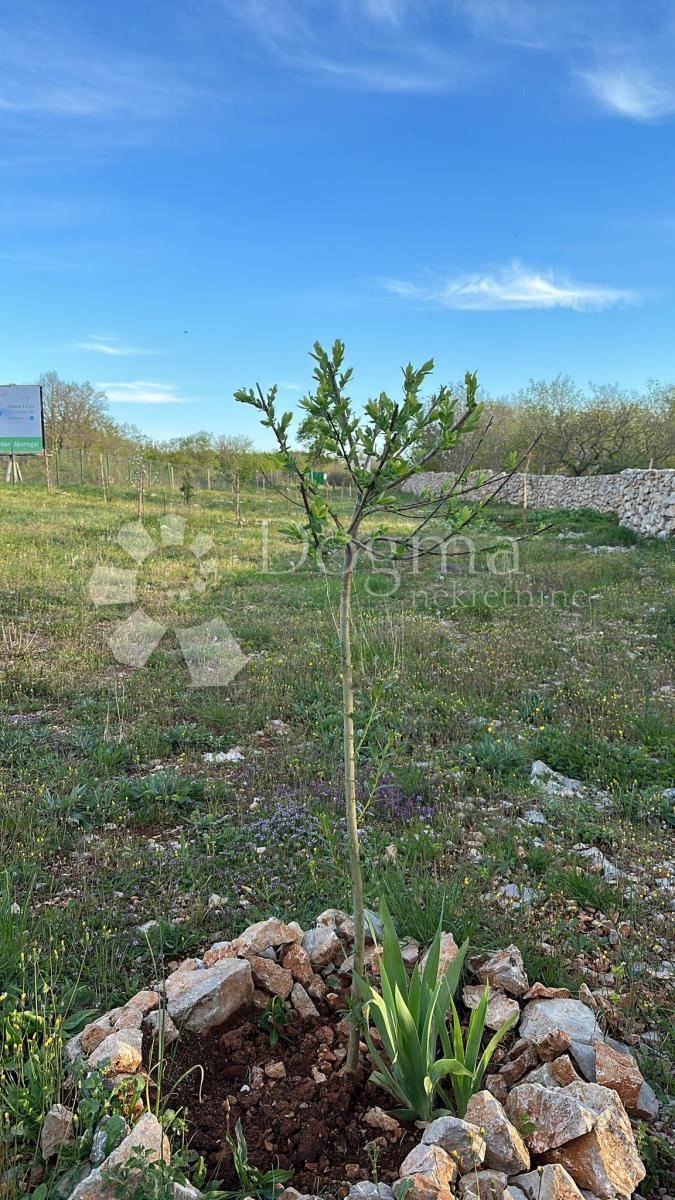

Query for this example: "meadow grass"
[0,483,673,1170]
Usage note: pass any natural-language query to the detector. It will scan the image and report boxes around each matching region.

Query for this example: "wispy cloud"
[582,66,675,121]
[453,1,675,120]
[100,381,184,405]
[75,335,154,357]
[360,0,409,26]
[450,0,560,49]
[385,262,638,311]
[221,0,471,93]
[221,0,675,118]
[0,23,203,123]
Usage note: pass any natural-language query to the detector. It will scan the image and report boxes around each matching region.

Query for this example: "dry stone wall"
[401,468,675,538]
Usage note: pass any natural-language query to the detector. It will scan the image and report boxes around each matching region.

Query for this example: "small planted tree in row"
[236,340,534,1074]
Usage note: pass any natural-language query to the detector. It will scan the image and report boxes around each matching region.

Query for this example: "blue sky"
[2,0,674,447]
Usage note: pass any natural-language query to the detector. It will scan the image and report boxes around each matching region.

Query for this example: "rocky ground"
[40,912,670,1200]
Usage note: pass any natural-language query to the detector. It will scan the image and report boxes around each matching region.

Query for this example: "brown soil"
[167,1003,418,1198]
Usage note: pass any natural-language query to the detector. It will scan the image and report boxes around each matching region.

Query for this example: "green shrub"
[355,901,469,1119]
[470,735,526,776]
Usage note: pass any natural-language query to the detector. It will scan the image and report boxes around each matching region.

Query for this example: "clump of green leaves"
[223,1119,292,1200]
[445,986,518,1117]
[355,901,469,1120]
[470,734,526,776]
[257,996,292,1048]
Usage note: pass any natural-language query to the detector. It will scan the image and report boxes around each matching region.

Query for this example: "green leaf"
[429,1058,472,1084]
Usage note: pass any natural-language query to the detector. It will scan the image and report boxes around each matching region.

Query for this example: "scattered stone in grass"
[496,883,538,905]
[529,762,610,811]
[267,718,291,735]
[65,1111,169,1200]
[40,1104,75,1159]
[420,931,459,979]
[523,809,547,825]
[572,845,621,883]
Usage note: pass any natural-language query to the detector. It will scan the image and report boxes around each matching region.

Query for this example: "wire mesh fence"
[0,450,355,496]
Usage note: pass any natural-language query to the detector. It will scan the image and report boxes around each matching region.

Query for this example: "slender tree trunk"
[342,542,365,1075]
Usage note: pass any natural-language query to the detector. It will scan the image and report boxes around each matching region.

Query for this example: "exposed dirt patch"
[167,1005,418,1197]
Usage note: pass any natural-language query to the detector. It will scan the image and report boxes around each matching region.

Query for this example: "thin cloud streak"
[582,66,675,120]
[100,381,184,405]
[385,262,639,311]
[221,0,472,94]
[223,0,675,117]
[0,25,205,122]
[75,335,155,357]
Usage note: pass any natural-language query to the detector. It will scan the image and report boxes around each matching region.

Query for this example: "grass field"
[1,482,673,1193]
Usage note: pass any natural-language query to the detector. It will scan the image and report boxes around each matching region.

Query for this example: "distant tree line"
[418,376,674,476]
[36,373,279,479]
[36,370,674,478]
